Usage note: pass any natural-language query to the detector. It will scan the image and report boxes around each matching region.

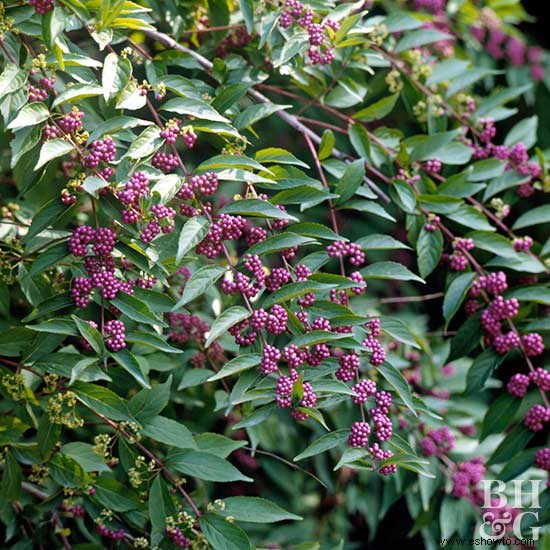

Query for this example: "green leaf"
[246,232,318,257]
[51,84,104,108]
[480,393,521,441]
[128,377,171,420]
[61,442,110,473]
[72,382,134,422]
[197,154,266,173]
[380,316,420,349]
[261,281,335,308]
[427,59,470,85]
[221,497,302,522]
[172,265,227,310]
[234,103,291,129]
[220,199,298,221]
[507,285,550,305]
[442,273,476,325]
[417,227,443,278]
[194,433,247,458]
[37,415,61,459]
[82,175,111,198]
[0,451,21,502]
[125,125,162,159]
[35,139,74,171]
[294,430,349,461]
[255,148,309,168]
[10,125,42,169]
[469,231,518,258]
[448,312,482,361]
[348,122,371,161]
[353,94,399,122]
[395,28,452,52]
[102,52,131,101]
[7,103,50,130]
[289,330,352,348]
[483,170,531,201]
[111,292,165,327]
[504,115,538,149]
[446,206,494,232]
[512,205,550,230]
[176,216,210,264]
[161,97,230,123]
[290,222,342,241]
[205,306,249,348]
[464,348,506,394]
[361,261,424,283]
[126,332,183,353]
[93,476,140,512]
[199,514,252,550]
[487,423,535,467]
[378,363,417,416]
[110,349,150,389]
[356,234,410,250]
[334,159,365,204]
[72,315,104,354]
[497,448,540,482]
[141,415,195,449]
[390,180,417,213]
[272,186,338,209]
[50,453,88,487]
[409,130,460,162]
[149,476,176,547]
[318,129,335,161]
[208,354,261,381]
[384,11,423,32]
[341,200,396,222]
[167,450,252,482]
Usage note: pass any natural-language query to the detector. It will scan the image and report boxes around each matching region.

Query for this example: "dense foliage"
[0,0,549,548]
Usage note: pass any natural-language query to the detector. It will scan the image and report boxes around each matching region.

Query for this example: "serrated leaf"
[464,348,506,394]
[208,354,261,381]
[173,265,226,310]
[176,216,210,264]
[487,423,535,467]
[220,199,298,221]
[7,103,50,130]
[199,514,252,550]
[361,261,424,283]
[378,363,417,416]
[221,497,302,523]
[246,232,318,257]
[35,139,74,171]
[162,97,230,123]
[353,94,399,121]
[294,430,349,461]
[417,227,443,278]
[442,273,476,325]
[205,306,249,348]
[167,450,252,482]
[141,415,195,449]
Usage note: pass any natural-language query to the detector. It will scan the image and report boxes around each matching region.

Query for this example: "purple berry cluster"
[84,137,116,168]
[29,0,54,14]
[96,524,126,540]
[58,107,84,135]
[420,426,455,457]
[165,526,190,547]
[278,0,339,65]
[471,26,545,81]
[152,152,179,173]
[68,225,137,351]
[451,457,485,500]
[326,241,366,266]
